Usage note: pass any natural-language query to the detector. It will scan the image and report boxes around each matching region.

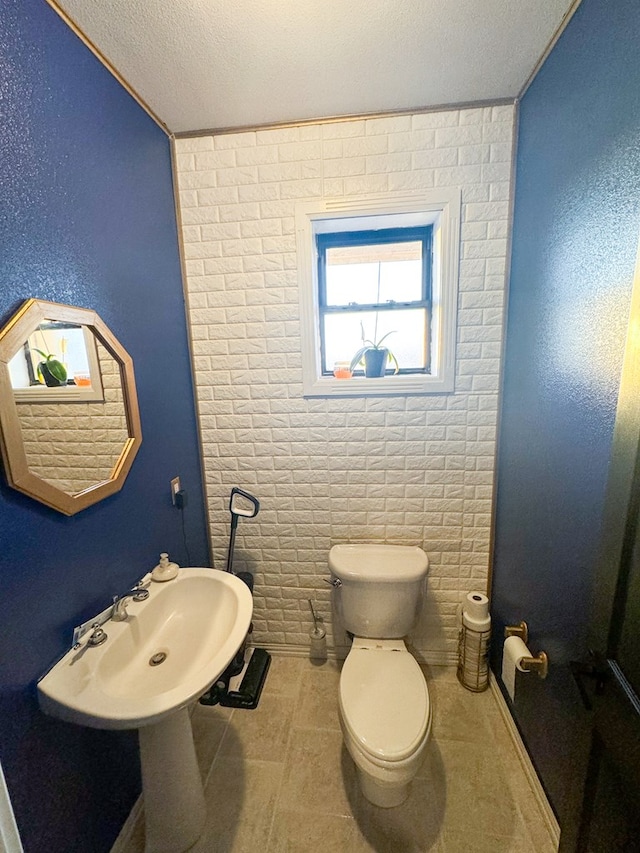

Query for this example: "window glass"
[318,226,431,375]
[324,243,423,305]
[323,308,427,373]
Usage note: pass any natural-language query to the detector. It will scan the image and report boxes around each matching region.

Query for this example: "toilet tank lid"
[329,544,428,582]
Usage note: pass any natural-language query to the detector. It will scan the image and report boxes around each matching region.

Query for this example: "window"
[317,226,432,376]
[8,322,105,402]
[296,190,461,396]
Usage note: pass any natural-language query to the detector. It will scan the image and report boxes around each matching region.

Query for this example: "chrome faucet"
[71,577,151,648]
[111,586,150,621]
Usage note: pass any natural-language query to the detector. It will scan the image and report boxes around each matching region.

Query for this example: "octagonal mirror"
[0,299,142,515]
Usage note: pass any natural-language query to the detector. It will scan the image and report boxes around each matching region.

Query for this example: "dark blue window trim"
[316,225,433,375]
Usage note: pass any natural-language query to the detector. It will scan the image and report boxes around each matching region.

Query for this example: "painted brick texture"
[18,343,128,495]
[175,106,515,662]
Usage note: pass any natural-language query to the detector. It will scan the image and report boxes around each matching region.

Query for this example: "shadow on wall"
[413,591,448,657]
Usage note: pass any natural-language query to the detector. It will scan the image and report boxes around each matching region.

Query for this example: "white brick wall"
[18,344,129,495]
[175,105,515,663]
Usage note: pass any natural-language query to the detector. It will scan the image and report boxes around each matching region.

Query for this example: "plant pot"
[364,348,388,378]
[38,361,66,387]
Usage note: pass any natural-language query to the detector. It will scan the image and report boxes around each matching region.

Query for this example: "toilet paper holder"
[504,621,528,643]
[505,623,549,679]
[520,651,549,679]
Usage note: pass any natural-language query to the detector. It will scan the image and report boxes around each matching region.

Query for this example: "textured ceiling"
[55,0,577,134]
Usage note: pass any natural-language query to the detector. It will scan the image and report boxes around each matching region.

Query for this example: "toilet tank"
[329,544,429,639]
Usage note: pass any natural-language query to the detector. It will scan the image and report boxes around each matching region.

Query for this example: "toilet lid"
[339,648,430,762]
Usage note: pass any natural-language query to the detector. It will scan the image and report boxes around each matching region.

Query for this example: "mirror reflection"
[0,299,142,516]
[9,321,104,402]
[16,339,128,495]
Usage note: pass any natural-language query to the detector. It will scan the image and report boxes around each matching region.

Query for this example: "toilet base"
[357,767,410,808]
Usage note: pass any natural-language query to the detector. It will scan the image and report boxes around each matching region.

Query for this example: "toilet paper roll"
[462,610,491,632]
[501,635,531,701]
[463,592,489,621]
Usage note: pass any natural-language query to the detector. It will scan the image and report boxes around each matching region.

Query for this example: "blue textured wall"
[0,2,209,850]
[492,0,640,824]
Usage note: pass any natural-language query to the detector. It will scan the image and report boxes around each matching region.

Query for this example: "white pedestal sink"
[38,568,253,853]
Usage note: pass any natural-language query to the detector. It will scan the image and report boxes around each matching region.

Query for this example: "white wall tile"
[175,104,515,662]
[174,136,214,153]
[195,150,237,170]
[412,110,460,129]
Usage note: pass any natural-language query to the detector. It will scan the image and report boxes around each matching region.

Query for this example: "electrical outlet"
[171,477,181,505]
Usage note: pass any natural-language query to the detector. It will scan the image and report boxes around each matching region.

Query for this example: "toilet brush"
[308,599,327,662]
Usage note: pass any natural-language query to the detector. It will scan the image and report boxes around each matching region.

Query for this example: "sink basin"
[38,568,253,730]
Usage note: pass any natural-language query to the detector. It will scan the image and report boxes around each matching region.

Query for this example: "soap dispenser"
[151,552,179,582]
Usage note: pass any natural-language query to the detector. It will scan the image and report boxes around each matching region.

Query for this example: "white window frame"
[9,326,105,403]
[296,190,461,397]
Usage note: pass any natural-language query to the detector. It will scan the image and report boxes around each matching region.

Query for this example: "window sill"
[302,373,454,397]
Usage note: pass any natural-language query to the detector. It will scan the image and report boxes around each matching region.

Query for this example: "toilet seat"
[339,640,430,764]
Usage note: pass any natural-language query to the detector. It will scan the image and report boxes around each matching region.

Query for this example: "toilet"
[329,543,431,808]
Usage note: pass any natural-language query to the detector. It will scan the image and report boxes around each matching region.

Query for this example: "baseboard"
[109,795,143,853]
[262,642,341,661]
[411,648,458,667]
[0,760,23,853]
[490,677,561,850]
[263,641,457,667]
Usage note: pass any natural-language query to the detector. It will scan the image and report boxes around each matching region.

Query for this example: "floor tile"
[191,703,231,778]
[261,654,305,699]
[267,811,361,853]
[277,727,357,817]
[292,661,342,730]
[218,691,295,763]
[440,829,536,852]
[193,757,283,853]
[431,737,525,839]
[348,765,446,853]
[428,678,497,744]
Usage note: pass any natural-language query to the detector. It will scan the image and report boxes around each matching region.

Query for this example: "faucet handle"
[131,587,150,602]
[87,623,108,647]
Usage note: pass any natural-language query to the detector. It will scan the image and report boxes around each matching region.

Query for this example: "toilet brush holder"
[310,626,327,661]
[308,599,327,662]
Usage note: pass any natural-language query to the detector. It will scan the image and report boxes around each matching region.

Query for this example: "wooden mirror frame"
[0,299,142,515]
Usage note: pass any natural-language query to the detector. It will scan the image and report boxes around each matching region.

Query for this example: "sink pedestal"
[138,707,205,853]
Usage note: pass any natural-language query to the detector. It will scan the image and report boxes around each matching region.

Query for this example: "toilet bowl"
[339,638,431,807]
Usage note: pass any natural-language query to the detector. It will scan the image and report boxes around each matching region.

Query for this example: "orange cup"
[333,362,353,379]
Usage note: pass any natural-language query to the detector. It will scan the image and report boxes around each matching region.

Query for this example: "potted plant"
[34,349,67,387]
[349,323,399,378]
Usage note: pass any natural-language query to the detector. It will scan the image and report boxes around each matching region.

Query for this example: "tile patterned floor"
[119,656,558,853]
